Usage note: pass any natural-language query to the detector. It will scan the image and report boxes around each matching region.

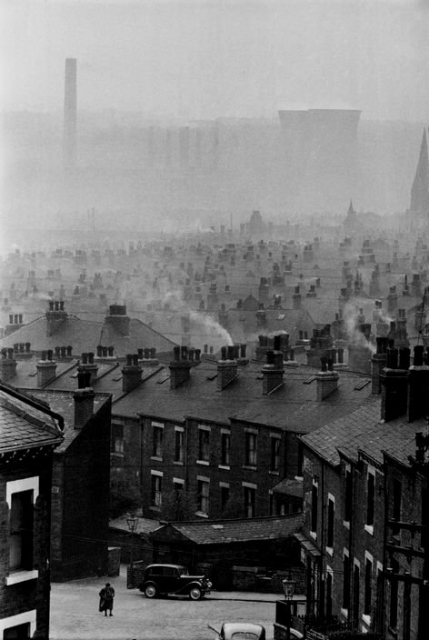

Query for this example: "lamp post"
[126,516,138,583]
[282,577,296,640]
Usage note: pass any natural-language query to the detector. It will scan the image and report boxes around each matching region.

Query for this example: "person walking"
[99,582,115,617]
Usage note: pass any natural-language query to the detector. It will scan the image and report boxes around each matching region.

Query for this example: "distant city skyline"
[2,0,429,122]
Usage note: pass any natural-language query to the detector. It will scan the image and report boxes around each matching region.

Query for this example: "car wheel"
[144,584,158,599]
[189,587,202,601]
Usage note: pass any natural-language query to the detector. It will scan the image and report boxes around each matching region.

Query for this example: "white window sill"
[362,614,371,627]
[269,470,280,475]
[6,570,39,586]
[242,465,257,471]
[173,460,184,466]
[341,608,348,619]
[326,546,334,557]
[150,456,163,462]
[219,464,230,470]
[197,460,209,466]
[343,520,350,529]
[195,511,209,518]
[310,530,317,540]
[364,524,374,536]
[149,506,161,512]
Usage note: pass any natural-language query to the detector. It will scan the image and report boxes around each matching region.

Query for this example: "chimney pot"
[399,347,410,370]
[73,387,95,429]
[413,345,424,366]
[387,347,398,369]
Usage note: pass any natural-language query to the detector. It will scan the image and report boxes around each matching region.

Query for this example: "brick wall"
[0,454,53,638]
[51,397,111,581]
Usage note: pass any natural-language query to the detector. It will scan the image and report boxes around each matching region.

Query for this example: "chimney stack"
[380,346,409,422]
[121,353,143,393]
[371,337,389,394]
[217,346,238,390]
[46,300,67,336]
[73,370,94,430]
[36,350,57,387]
[78,352,99,385]
[169,346,192,389]
[408,345,429,422]
[105,305,130,336]
[316,356,339,400]
[262,342,284,395]
[237,343,249,366]
[293,285,302,310]
[0,348,17,381]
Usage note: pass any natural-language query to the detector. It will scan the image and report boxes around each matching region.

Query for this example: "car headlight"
[206,581,213,589]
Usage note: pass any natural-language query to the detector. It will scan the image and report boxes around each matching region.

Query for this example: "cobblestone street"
[50,566,278,640]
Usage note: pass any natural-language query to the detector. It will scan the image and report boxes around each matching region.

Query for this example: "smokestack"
[63,58,77,170]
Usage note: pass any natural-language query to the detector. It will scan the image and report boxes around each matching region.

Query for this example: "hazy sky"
[2,0,429,121]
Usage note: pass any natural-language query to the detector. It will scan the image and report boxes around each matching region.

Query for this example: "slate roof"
[20,389,111,453]
[151,513,304,545]
[7,351,376,432]
[0,388,63,453]
[113,360,374,429]
[0,312,176,357]
[272,478,303,498]
[300,397,427,469]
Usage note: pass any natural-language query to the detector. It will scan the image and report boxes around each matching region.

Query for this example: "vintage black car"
[138,563,212,600]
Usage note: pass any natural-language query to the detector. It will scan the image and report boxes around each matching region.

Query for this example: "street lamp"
[126,516,138,581]
[282,577,296,640]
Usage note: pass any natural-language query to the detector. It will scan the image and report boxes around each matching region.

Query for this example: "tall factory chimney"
[63,58,77,170]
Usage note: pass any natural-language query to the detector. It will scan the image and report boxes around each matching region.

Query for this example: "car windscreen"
[178,567,189,575]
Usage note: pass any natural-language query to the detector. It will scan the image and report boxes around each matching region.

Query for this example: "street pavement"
[50,565,280,640]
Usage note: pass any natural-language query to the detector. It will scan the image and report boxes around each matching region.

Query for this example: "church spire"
[410,128,429,215]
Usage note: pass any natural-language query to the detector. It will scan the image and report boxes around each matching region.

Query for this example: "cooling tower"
[63,58,77,170]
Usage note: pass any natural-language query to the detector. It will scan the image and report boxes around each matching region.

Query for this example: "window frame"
[243,482,257,518]
[174,426,185,464]
[151,422,164,460]
[270,434,281,473]
[6,477,39,586]
[197,426,211,464]
[220,429,231,468]
[150,470,163,510]
[244,429,258,467]
[197,477,210,516]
